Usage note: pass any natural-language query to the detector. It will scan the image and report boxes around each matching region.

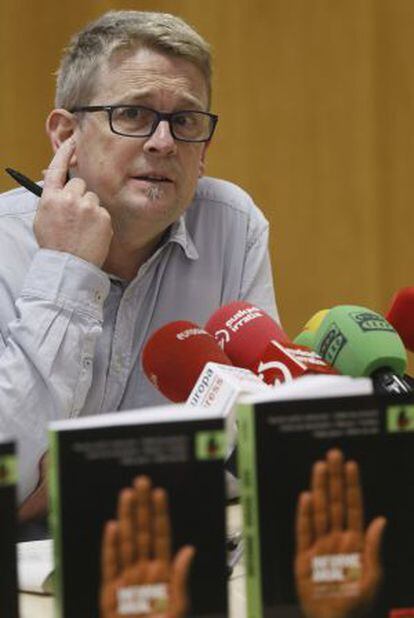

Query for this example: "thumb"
[361,515,387,602]
[363,516,387,570]
[169,545,196,617]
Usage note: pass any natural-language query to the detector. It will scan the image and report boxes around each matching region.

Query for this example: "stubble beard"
[146,183,164,202]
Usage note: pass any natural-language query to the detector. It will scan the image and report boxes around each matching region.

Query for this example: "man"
[0,11,278,510]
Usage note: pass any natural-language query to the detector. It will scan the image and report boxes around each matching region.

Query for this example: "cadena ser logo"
[318,323,347,365]
[350,311,395,333]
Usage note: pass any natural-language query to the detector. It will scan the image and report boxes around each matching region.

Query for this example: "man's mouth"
[133,174,173,183]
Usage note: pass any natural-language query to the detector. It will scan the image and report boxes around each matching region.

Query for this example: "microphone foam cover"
[313,305,407,377]
[386,287,414,352]
[294,309,329,348]
[142,321,232,402]
[205,301,290,369]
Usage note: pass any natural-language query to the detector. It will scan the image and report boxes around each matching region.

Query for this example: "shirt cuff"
[20,249,110,321]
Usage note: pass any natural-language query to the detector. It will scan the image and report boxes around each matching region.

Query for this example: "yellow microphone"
[293,309,329,347]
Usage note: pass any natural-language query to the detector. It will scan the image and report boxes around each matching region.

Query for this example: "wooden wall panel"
[1,1,413,371]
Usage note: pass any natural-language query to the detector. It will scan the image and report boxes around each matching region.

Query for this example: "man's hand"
[295,449,386,618]
[100,475,195,618]
[34,139,113,267]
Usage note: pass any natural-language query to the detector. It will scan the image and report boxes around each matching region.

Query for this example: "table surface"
[18,504,246,618]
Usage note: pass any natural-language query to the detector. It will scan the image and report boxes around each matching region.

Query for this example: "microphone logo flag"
[187,363,269,410]
[254,340,337,386]
[255,341,307,385]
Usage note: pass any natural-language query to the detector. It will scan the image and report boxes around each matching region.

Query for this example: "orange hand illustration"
[295,449,386,618]
[100,476,195,618]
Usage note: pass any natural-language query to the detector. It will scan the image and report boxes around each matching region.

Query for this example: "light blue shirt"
[0,176,278,501]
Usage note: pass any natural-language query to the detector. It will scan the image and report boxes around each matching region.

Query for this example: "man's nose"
[143,119,177,155]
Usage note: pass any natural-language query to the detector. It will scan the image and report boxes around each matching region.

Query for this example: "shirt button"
[82,357,92,370]
[94,289,104,303]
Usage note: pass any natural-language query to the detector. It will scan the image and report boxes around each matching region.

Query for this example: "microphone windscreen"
[312,305,407,377]
[205,301,290,369]
[294,309,329,347]
[386,287,414,352]
[142,321,232,402]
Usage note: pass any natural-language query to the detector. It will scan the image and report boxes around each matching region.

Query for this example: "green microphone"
[311,305,409,392]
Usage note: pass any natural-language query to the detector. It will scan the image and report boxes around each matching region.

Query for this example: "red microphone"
[386,287,414,352]
[142,321,233,402]
[204,301,290,367]
[205,301,337,385]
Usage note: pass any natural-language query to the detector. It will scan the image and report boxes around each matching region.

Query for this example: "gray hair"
[55,11,212,109]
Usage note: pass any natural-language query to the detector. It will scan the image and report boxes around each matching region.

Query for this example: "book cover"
[237,392,414,618]
[49,405,228,618]
[0,437,18,618]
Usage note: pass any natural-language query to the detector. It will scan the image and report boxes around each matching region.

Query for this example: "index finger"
[295,491,314,553]
[101,520,120,583]
[43,138,76,193]
[117,488,137,567]
[311,460,328,538]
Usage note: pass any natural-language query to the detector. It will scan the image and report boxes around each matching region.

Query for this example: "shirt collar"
[165,215,199,260]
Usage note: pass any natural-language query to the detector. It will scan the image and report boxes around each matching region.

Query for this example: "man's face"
[71,47,210,242]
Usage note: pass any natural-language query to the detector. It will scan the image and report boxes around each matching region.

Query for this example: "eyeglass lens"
[111,107,213,140]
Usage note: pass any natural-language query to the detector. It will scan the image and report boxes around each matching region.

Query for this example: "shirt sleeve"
[0,249,110,503]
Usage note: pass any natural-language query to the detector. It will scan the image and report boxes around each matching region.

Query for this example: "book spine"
[0,450,17,485]
[49,429,63,618]
[0,447,18,618]
[237,403,262,618]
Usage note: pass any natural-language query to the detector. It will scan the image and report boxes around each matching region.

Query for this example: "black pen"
[5,168,43,197]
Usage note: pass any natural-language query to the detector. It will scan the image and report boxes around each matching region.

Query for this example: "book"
[237,386,414,618]
[0,436,18,618]
[49,405,228,618]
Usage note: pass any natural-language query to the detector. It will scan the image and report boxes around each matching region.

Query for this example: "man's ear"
[46,109,77,164]
[198,160,205,178]
[199,141,210,178]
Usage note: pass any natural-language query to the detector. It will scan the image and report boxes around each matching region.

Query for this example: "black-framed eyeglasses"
[70,105,218,142]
